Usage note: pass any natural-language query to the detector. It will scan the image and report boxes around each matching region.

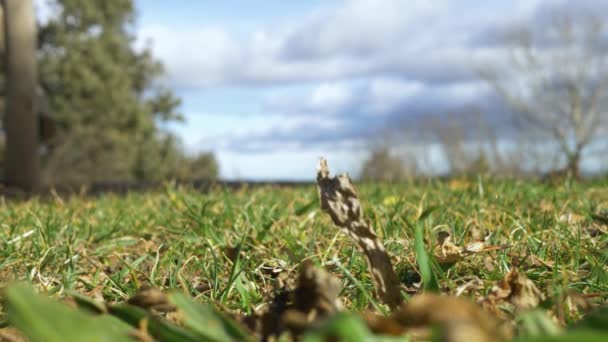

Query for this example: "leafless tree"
[481,11,608,178]
[359,146,412,182]
[2,0,40,192]
[420,109,503,177]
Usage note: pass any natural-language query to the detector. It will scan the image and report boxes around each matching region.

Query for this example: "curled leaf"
[435,231,509,264]
[482,267,545,312]
[392,293,509,342]
[316,158,403,310]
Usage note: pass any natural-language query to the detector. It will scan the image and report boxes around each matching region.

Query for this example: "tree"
[482,11,608,178]
[132,133,218,182]
[360,147,409,182]
[37,0,216,186]
[2,0,40,192]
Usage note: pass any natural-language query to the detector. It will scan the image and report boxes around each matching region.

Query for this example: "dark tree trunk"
[567,152,581,180]
[2,0,39,192]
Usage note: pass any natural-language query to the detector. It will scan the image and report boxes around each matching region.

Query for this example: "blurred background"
[0,0,607,191]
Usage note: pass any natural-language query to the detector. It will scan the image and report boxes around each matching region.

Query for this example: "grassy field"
[0,177,607,341]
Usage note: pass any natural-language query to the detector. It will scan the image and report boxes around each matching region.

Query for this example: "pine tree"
[38,0,192,186]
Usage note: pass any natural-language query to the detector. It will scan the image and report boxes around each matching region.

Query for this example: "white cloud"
[441,81,491,102]
[366,78,424,114]
[309,83,352,113]
[278,0,449,60]
[138,0,602,179]
[34,0,54,24]
[138,24,242,87]
[137,0,482,89]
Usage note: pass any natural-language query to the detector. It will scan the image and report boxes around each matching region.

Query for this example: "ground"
[0,177,606,341]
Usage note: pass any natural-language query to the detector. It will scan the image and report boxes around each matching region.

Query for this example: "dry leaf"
[316,158,402,310]
[0,327,27,342]
[435,231,509,264]
[448,179,471,191]
[392,293,509,342]
[482,267,545,312]
[558,213,585,224]
[288,260,344,320]
[539,200,554,212]
[483,256,495,272]
[127,286,176,313]
[246,261,344,340]
[363,312,407,336]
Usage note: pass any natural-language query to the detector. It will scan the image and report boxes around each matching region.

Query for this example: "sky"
[35,0,608,180]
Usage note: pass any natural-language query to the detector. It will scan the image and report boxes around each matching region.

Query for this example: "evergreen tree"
[37,0,214,186]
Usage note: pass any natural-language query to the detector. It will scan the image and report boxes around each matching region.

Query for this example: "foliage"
[28,0,217,186]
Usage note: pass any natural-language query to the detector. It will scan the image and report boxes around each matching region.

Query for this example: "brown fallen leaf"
[0,327,27,342]
[128,286,176,313]
[559,290,599,324]
[481,267,545,313]
[435,231,510,264]
[284,260,345,333]
[316,158,403,310]
[448,179,471,191]
[292,260,344,315]
[483,256,495,272]
[392,293,509,342]
[363,312,407,336]
[246,261,344,340]
[539,200,554,212]
[558,213,586,224]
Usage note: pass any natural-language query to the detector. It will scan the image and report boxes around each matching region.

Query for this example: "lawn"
[0,174,607,341]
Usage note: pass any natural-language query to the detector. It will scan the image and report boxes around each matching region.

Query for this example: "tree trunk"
[2,0,39,192]
[567,150,582,180]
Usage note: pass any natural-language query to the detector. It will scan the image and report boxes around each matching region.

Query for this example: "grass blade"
[6,284,133,342]
[414,223,439,292]
[169,292,252,341]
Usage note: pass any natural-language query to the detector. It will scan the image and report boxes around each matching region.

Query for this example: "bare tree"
[420,109,500,177]
[359,146,411,182]
[482,11,608,178]
[2,0,39,192]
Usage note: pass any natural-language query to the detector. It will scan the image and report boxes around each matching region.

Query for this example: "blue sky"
[35,0,608,180]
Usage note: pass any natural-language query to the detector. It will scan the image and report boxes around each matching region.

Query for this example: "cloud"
[202,78,498,155]
[469,0,608,49]
[137,24,243,88]
[138,0,606,179]
[138,0,487,89]
[365,78,424,114]
[309,83,353,114]
[278,0,449,61]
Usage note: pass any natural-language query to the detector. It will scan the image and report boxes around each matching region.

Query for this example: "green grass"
[0,178,607,340]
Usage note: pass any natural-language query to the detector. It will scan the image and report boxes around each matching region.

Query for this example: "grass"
[0,177,607,340]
